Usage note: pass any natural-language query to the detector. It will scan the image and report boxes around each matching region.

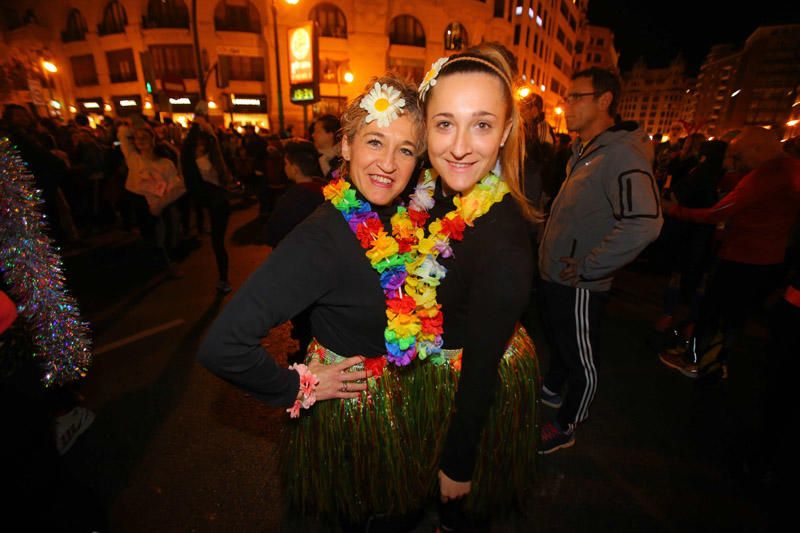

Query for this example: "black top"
[197,201,392,407]
[431,182,533,481]
[197,180,532,481]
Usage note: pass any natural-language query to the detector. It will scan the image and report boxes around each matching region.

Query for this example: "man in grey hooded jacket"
[538,67,663,454]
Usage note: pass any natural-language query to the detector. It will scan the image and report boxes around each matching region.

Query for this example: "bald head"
[727,126,784,172]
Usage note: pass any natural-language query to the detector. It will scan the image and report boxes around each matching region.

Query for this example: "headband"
[418,55,513,101]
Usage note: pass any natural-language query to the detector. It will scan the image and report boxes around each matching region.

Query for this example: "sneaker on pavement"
[54,407,95,455]
[696,349,729,384]
[538,421,575,455]
[541,385,563,408]
[659,350,698,378]
[696,360,729,385]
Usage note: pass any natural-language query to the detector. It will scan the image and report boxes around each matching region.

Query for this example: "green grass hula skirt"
[282,325,539,524]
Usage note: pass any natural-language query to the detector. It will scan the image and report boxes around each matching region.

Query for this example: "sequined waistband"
[305,338,463,374]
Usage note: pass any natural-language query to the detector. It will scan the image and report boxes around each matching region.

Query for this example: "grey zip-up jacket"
[539,122,662,292]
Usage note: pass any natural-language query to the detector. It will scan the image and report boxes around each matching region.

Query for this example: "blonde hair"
[338,72,426,171]
[424,43,539,221]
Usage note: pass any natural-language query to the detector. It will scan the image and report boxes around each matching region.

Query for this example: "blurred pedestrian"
[265,138,325,247]
[659,126,800,380]
[309,114,342,180]
[118,118,186,275]
[181,119,233,294]
[265,138,327,364]
[2,104,72,242]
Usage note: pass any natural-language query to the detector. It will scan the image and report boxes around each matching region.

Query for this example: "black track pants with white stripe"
[540,280,608,432]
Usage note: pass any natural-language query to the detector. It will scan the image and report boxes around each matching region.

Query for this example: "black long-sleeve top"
[197,201,391,406]
[430,182,533,481]
[197,181,532,481]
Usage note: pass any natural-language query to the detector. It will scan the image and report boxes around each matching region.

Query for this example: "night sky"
[587,0,800,75]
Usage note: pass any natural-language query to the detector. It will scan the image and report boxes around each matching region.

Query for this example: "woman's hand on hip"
[307,356,372,401]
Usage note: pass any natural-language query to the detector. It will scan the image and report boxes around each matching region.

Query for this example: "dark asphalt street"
[58,203,771,532]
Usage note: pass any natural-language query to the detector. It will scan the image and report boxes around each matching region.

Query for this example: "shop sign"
[231,94,268,112]
[112,95,142,116]
[288,22,320,105]
[77,98,104,113]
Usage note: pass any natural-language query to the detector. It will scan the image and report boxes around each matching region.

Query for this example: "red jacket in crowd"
[668,156,800,265]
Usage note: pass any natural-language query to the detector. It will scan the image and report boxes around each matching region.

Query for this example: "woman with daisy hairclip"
[198,74,436,528]
[409,42,541,527]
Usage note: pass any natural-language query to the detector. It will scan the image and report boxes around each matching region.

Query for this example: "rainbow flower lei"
[323,177,428,366]
[405,169,510,363]
[323,170,510,366]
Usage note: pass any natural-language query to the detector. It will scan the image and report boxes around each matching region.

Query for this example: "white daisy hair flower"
[359,83,406,128]
[418,57,450,101]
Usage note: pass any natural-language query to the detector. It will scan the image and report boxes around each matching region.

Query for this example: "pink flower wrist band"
[286,363,320,418]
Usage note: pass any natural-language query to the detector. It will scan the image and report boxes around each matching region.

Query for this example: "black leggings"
[199,189,230,283]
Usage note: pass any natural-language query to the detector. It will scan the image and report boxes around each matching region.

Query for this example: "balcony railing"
[141,14,189,30]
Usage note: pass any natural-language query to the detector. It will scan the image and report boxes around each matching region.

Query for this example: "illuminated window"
[144,0,189,29]
[99,1,127,36]
[389,15,425,47]
[150,45,197,79]
[493,0,505,18]
[1,8,23,31]
[70,54,99,87]
[62,8,88,42]
[444,22,468,51]
[219,55,265,81]
[214,1,261,33]
[107,49,137,83]
[310,3,347,38]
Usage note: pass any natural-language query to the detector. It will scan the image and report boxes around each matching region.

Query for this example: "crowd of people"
[2,38,798,531]
[0,101,353,291]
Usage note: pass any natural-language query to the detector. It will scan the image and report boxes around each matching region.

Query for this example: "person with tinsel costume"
[1,137,102,529]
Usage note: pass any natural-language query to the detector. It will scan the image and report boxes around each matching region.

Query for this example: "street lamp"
[516,86,531,100]
[272,0,300,134]
[41,60,60,117]
[554,105,563,133]
[335,61,352,113]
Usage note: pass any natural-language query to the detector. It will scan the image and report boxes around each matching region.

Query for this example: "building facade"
[693,44,741,137]
[618,56,695,137]
[573,24,617,74]
[693,25,800,138]
[508,0,588,128]
[1,0,598,133]
[726,25,800,137]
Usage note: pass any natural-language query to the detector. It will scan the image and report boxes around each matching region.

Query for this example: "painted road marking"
[94,319,186,355]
